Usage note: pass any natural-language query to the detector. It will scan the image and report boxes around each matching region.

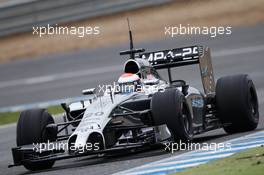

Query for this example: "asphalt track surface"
[0,24,264,175]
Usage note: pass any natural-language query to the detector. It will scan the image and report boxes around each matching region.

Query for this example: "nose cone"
[68,131,104,154]
[74,131,89,148]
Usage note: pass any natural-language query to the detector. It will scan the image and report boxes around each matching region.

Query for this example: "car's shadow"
[19,132,231,175]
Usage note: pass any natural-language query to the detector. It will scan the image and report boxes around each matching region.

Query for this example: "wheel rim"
[249,86,258,120]
[182,104,192,136]
[182,114,190,132]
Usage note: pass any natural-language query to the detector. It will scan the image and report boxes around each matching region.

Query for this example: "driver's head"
[117,73,140,94]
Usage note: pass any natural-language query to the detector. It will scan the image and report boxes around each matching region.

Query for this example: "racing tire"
[216,74,259,134]
[151,88,193,142]
[17,108,56,171]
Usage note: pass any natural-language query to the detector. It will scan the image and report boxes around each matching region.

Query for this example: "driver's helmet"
[117,73,140,94]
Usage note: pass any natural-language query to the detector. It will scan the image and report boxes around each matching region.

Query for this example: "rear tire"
[216,74,259,133]
[151,88,193,142]
[17,108,56,171]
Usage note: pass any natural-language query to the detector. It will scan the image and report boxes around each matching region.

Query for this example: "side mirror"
[82,88,96,95]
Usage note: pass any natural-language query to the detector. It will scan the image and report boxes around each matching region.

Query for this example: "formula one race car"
[9,27,259,171]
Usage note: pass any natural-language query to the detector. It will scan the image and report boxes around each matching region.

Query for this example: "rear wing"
[139,46,215,95]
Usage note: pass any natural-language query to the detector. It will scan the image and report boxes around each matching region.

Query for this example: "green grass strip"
[0,105,64,125]
[173,146,264,175]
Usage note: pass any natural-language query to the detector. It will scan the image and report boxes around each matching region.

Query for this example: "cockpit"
[117,58,167,94]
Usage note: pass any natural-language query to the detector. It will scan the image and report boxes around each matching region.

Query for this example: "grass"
[173,146,264,175]
[0,105,64,125]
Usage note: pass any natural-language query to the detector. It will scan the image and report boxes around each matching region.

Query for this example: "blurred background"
[0,0,263,111]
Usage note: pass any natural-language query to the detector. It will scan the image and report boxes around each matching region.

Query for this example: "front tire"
[151,88,193,142]
[17,108,56,171]
[216,74,259,133]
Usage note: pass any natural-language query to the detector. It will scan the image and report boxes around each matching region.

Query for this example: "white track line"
[0,44,264,89]
[0,65,120,88]
[132,153,234,169]
[0,123,16,129]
